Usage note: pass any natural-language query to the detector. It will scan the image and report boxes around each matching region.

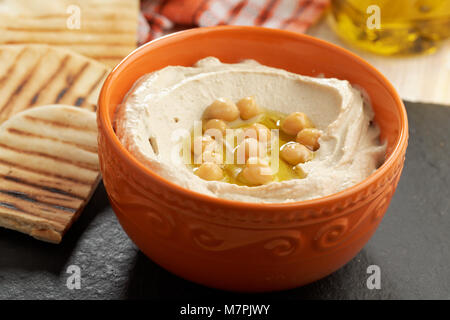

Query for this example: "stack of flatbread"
[0,0,139,243]
[0,0,139,67]
[0,40,115,243]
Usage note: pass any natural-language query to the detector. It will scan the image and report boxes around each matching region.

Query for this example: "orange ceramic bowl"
[97,26,408,292]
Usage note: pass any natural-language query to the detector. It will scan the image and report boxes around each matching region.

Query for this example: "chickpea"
[203,98,239,121]
[280,112,313,136]
[280,142,313,165]
[241,157,273,185]
[235,138,265,164]
[204,119,227,135]
[237,96,261,120]
[191,135,216,155]
[294,164,307,178]
[244,123,271,143]
[195,150,223,164]
[195,162,224,181]
[296,128,321,151]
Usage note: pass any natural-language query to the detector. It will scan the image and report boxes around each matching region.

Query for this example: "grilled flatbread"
[0,0,139,67]
[0,105,100,243]
[0,44,109,125]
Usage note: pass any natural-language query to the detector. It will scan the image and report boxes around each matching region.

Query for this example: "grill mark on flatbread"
[7,128,97,153]
[0,48,49,119]
[55,61,89,103]
[42,195,76,202]
[88,69,108,94]
[85,55,130,60]
[0,142,98,172]
[0,47,27,88]
[66,63,107,108]
[4,40,135,48]
[42,205,76,214]
[0,197,69,227]
[55,88,68,103]
[29,54,70,106]
[30,93,39,105]
[0,201,20,211]
[3,27,136,35]
[0,158,92,186]
[77,68,108,108]
[24,115,97,133]
[13,14,138,20]
[0,190,77,213]
[0,196,66,225]
[74,97,85,106]
[0,201,65,227]
[2,175,84,200]
[0,190,77,214]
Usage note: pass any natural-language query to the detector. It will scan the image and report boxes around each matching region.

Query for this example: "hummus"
[115,57,386,203]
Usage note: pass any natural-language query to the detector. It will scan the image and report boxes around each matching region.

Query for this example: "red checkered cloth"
[139,0,330,44]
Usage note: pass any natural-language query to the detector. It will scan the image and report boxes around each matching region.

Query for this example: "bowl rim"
[98,25,408,210]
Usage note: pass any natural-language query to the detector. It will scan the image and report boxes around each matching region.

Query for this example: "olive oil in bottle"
[329,0,450,55]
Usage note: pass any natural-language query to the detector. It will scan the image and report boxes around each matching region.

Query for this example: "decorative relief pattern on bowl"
[99,129,406,258]
[314,217,349,250]
[189,224,303,258]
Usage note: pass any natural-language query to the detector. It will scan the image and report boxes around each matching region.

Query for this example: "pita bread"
[0,105,100,243]
[0,0,139,67]
[0,44,109,125]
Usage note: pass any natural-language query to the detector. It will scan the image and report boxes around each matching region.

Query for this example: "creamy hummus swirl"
[115,57,385,203]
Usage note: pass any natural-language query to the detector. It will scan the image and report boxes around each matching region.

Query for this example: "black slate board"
[0,101,449,300]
